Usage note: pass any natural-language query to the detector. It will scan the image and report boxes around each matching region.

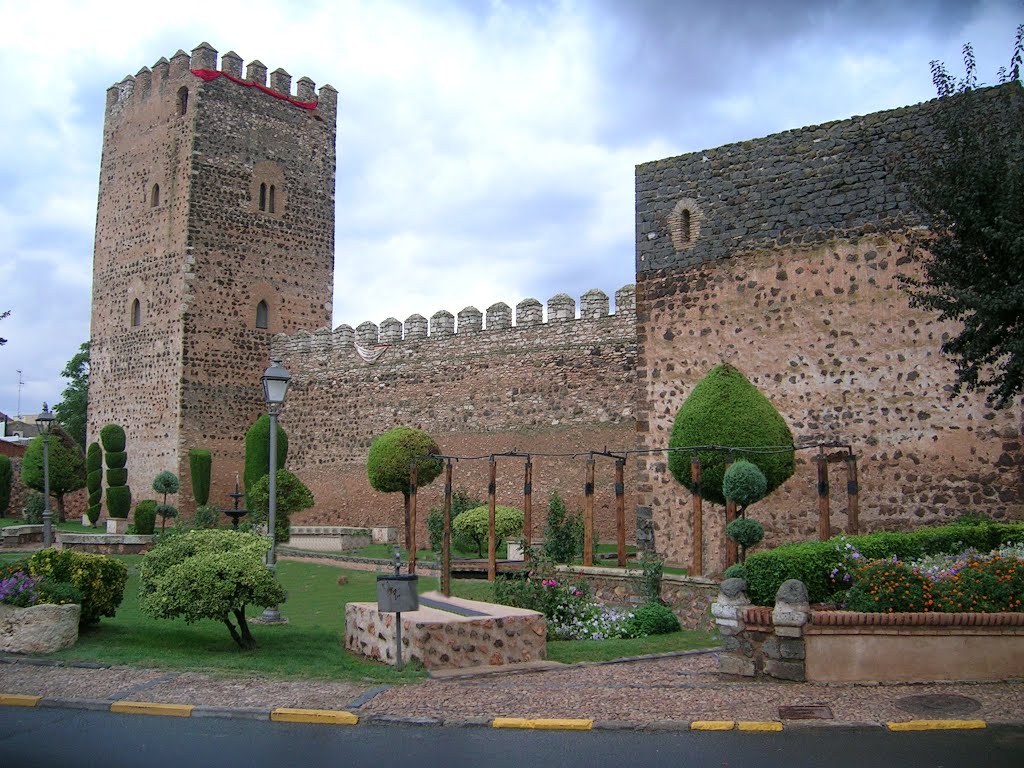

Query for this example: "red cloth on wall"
[191,69,318,110]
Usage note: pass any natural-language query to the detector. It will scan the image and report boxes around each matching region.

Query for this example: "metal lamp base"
[251,606,288,625]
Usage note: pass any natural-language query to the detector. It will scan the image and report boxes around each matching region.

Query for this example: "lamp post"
[35,403,55,548]
[259,357,291,624]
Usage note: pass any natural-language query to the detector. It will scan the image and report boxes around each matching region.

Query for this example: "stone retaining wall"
[712,577,1024,683]
[57,533,155,555]
[288,526,371,553]
[1,525,43,549]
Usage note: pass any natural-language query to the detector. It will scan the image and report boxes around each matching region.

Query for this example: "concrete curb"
[0,694,1012,732]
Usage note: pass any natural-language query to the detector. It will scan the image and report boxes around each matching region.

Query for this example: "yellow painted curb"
[887,720,987,732]
[738,721,784,732]
[110,701,193,717]
[0,694,42,707]
[492,717,592,730]
[271,708,359,725]
[690,721,735,731]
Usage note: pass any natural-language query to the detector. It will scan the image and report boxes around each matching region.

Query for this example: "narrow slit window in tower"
[177,87,189,116]
[150,183,160,208]
[131,299,141,327]
[268,185,276,214]
[259,183,267,212]
[681,208,691,243]
[256,300,269,329]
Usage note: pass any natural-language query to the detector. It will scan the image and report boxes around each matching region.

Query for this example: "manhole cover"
[895,694,982,716]
[779,704,834,720]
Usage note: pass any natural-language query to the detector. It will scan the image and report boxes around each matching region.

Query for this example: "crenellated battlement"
[104,42,337,120]
[271,285,636,357]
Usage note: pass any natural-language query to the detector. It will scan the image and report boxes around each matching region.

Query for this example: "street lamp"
[35,403,55,548]
[259,357,291,624]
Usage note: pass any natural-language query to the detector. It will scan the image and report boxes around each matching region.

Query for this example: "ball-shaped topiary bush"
[667,364,794,506]
[367,426,442,549]
[626,601,680,637]
[722,460,767,510]
[726,517,765,563]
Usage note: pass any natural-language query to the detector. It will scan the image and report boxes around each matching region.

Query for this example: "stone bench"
[345,590,546,670]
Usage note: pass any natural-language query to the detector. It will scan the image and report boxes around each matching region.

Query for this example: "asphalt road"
[1,707,1023,768]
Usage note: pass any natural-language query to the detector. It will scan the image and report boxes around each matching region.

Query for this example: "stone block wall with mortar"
[271,287,639,545]
[89,44,337,514]
[634,87,1024,573]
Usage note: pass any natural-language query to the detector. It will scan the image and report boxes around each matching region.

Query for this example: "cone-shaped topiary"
[85,442,102,526]
[0,455,12,517]
[668,364,794,506]
[243,415,288,509]
[101,424,131,519]
[189,449,212,506]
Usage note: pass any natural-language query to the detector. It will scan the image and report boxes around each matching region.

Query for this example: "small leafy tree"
[152,471,180,532]
[85,442,102,526]
[429,488,482,554]
[451,505,524,558]
[248,469,314,543]
[668,364,794,506]
[21,424,86,521]
[54,342,89,449]
[900,28,1024,408]
[722,460,767,517]
[188,448,212,506]
[367,426,442,550]
[726,518,765,563]
[0,455,12,517]
[542,491,583,564]
[243,415,287,509]
[139,529,285,650]
[100,424,131,519]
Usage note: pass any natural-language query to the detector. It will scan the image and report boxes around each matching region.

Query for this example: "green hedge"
[134,500,157,535]
[743,522,1024,605]
[106,485,132,519]
[27,548,128,625]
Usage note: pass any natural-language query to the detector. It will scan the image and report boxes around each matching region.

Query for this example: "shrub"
[139,529,285,650]
[632,551,665,604]
[104,451,127,469]
[189,449,212,506]
[193,504,220,530]
[243,415,288,509]
[667,364,794,506]
[133,500,157,535]
[85,441,102,526]
[36,579,83,606]
[722,460,767,511]
[427,508,444,553]
[724,563,748,581]
[99,424,125,453]
[543,491,583,564]
[452,505,524,557]
[929,554,1024,612]
[22,490,45,523]
[106,467,128,486]
[726,517,765,563]
[0,454,12,517]
[27,548,128,625]
[248,469,314,543]
[156,503,178,529]
[625,601,680,636]
[843,559,933,613]
[105,486,132,519]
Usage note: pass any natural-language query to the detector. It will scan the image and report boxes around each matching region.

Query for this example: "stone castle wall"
[634,86,1024,572]
[89,43,337,511]
[272,287,639,543]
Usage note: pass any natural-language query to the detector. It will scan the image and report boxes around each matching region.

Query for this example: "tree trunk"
[224,610,257,650]
[402,492,411,552]
[54,493,66,523]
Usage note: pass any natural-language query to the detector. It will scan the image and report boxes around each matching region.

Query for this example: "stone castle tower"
[88,43,337,507]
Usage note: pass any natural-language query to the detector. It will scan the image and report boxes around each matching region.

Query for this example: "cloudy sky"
[0,0,1020,420]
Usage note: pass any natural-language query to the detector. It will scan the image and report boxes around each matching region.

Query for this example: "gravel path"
[3,653,1022,726]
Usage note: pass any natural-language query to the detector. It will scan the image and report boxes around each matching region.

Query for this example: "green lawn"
[0,517,100,533]
[0,553,716,680]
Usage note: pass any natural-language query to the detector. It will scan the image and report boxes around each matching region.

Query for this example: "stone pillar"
[766,579,809,681]
[711,578,755,677]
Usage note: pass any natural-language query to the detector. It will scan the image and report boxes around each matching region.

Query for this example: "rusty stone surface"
[0,603,81,654]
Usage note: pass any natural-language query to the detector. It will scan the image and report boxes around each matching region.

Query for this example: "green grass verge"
[0,518,102,532]
[0,553,714,679]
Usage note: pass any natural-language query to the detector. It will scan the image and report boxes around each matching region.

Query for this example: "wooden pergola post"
[408,461,418,575]
[724,453,738,568]
[583,457,595,566]
[488,457,497,581]
[442,460,452,596]
[817,448,830,541]
[523,457,533,555]
[846,453,860,534]
[615,458,626,567]
[691,453,703,577]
